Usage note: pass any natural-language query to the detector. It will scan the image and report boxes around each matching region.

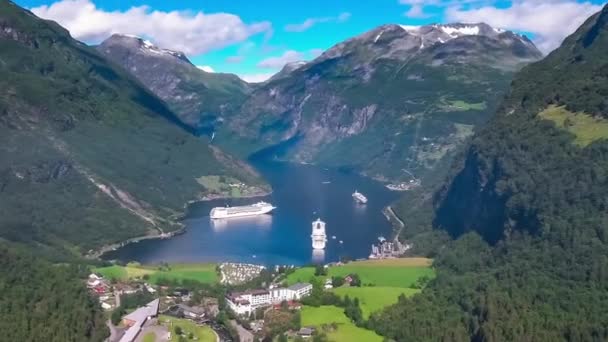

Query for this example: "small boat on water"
[339,240,344,244]
[352,190,368,204]
[322,181,331,184]
[331,235,336,240]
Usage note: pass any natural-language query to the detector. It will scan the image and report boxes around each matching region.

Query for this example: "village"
[86,261,338,342]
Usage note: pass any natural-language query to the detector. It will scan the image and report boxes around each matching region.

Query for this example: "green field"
[539,105,608,147]
[332,286,420,318]
[159,315,216,342]
[94,263,218,284]
[300,306,382,342]
[441,99,487,111]
[142,332,156,342]
[286,258,434,288]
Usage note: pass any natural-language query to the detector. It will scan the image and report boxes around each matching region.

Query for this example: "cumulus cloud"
[285,12,351,32]
[238,73,275,83]
[197,65,214,73]
[257,50,305,69]
[446,0,603,53]
[31,0,271,55]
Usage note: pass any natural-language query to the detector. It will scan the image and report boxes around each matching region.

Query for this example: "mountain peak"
[100,34,192,65]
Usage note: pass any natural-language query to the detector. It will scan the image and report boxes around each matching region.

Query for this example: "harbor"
[102,160,401,266]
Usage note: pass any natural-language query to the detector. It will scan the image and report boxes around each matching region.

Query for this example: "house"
[297,327,315,338]
[119,298,160,342]
[177,304,205,319]
[324,278,333,289]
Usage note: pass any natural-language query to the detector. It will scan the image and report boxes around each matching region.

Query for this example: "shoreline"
[89,188,273,260]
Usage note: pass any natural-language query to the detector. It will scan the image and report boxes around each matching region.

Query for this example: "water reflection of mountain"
[210,214,273,231]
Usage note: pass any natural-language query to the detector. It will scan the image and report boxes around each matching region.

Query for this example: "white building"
[226,283,313,316]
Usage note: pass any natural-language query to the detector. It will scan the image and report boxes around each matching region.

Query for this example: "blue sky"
[15,0,607,82]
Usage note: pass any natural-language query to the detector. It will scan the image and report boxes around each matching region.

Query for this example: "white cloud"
[404,5,429,18]
[31,0,271,55]
[446,1,603,53]
[238,73,275,83]
[285,12,351,32]
[197,65,214,73]
[257,50,305,69]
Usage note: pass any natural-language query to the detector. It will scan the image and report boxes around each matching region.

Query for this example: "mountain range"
[99,22,542,184]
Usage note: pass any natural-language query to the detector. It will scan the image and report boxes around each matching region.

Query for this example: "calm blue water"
[103,161,399,266]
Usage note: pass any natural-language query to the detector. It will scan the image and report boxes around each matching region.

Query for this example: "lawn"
[332,286,420,318]
[286,258,434,288]
[159,315,216,342]
[94,263,154,281]
[94,263,218,284]
[142,332,156,342]
[147,264,218,284]
[300,306,382,342]
[441,99,487,111]
[539,105,608,147]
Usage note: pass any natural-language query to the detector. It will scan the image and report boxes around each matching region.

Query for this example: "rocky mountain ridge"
[214,22,542,183]
[97,34,251,129]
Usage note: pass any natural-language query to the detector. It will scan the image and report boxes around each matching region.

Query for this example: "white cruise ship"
[352,190,368,204]
[210,201,275,219]
[311,218,327,250]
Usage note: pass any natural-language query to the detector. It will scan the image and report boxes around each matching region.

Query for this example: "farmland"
[285,258,434,288]
[300,306,382,342]
[94,263,218,284]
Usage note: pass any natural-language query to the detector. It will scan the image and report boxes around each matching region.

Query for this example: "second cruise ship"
[210,201,276,219]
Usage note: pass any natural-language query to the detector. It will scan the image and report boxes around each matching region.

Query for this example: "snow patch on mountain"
[441,25,480,37]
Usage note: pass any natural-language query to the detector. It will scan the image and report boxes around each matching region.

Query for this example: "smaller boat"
[339,240,344,244]
[332,235,336,240]
[322,181,331,184]
[352,190,368,204]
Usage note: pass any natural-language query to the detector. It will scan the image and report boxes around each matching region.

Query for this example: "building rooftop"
[288,283,312,291]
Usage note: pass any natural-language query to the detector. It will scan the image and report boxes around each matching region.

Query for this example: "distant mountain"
[97,34,251,130]
[214,22,542,183]
[370,5,608,341]
[0,0,265,256]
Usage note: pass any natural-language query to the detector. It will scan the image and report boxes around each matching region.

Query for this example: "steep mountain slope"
[369,6,608,341]
[216,23,542,182]
[0,244,108,341]
[97,34,251,130]
[0,1,264,256]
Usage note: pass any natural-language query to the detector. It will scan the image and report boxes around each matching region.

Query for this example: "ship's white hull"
[312,240,326,250]
[210,205,275,219]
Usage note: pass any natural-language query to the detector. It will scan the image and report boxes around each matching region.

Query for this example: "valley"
[2,0,608,341]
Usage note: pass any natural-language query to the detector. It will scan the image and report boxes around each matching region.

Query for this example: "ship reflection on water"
[210,214,273,231]
[312,249,325,264]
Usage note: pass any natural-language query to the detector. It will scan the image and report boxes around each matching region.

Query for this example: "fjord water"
[104,160,400,266]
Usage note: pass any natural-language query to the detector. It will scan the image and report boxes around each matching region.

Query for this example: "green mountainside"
[370,5,608,341]
[216,23,542,183]
[0,0,265,257]
[97,34,251,130]
[0,244,108,341]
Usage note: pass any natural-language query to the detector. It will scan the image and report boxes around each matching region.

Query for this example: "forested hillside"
[0,1,265,257]
[0,244,108,341]
[370,4,608,341]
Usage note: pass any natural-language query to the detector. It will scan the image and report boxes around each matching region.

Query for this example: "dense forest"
[370,4,608,341]
[0,243,108,341]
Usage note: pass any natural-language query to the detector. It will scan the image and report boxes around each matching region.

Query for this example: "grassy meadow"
[539,105,608,147]
[94,263,218,284]
[286,258,434,288]
[332,286,420,318]
[300,306,383,342]
[159,315,216,342]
